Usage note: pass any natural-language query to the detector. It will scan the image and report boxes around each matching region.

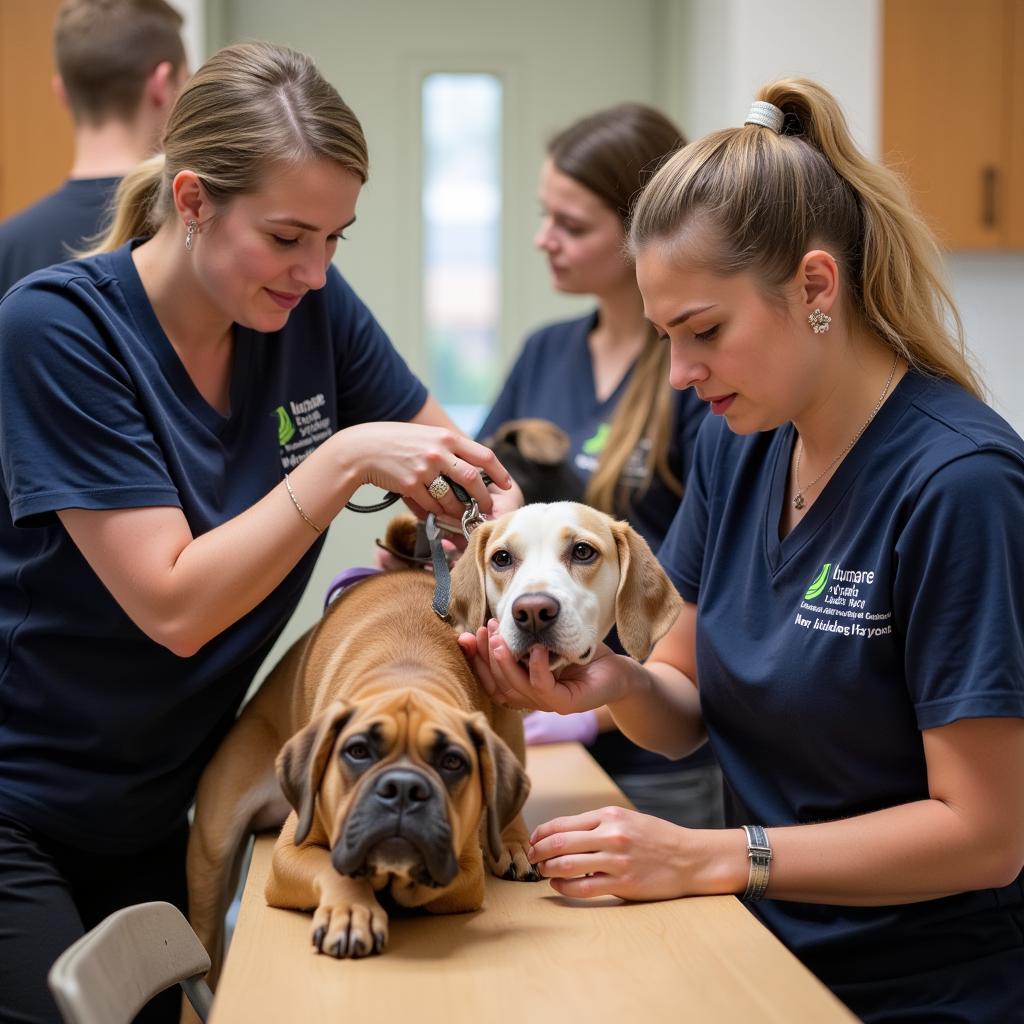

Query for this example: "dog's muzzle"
[505,591,591,669]
[331,767,459,888]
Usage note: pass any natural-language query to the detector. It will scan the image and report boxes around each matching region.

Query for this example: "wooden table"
[210,743,855,1023]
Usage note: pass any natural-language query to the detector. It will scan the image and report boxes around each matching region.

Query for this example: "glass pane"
[422,73,502,436]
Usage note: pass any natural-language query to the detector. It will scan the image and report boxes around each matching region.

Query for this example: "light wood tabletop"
[209,742,855,1023]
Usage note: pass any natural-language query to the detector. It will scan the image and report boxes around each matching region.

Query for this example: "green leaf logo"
[804,563,831,600]
[582,422,611,456]
[275,406,296,446]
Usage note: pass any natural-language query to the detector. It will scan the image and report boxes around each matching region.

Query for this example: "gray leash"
[345,473,488,619]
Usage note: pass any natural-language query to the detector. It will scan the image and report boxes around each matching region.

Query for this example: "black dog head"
[482,418,584,505]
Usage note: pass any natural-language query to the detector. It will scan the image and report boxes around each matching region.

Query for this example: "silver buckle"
[461,499,484,538]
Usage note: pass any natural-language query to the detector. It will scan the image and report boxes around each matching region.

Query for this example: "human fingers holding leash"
[336,419,514,519]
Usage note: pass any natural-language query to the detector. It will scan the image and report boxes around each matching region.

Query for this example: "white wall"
[667,0,1022,432]
[167,0,205,70]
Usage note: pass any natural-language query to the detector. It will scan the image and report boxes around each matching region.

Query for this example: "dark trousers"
[0,813,189,1024]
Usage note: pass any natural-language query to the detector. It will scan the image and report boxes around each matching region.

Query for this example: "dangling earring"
[808,308,831,334]
[184,219,197,252]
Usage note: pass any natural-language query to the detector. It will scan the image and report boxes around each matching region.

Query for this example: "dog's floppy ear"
[276,700,353,845]
[490,418,570,465]
[448,520,495,633]
[465,713,530,863]
[610,520,683,662]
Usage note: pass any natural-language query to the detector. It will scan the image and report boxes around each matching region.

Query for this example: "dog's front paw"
[310,898,388,958]
[488,839,542,882]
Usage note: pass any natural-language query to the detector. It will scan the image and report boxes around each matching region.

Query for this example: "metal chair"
[48,901,213,1024]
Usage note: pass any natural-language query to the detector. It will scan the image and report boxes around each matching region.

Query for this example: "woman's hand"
[527,806,726,901]
[458,624,637,714]
[337,421,512,519]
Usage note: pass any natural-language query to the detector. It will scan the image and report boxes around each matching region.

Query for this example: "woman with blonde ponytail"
[477,103,722,829]
[0,41,516,1023]
[462,79,1024,1021]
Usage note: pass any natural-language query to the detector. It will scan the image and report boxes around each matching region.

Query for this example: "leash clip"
[461,498,484,539]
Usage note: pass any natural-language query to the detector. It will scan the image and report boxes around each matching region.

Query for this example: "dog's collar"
[324,567,382,610]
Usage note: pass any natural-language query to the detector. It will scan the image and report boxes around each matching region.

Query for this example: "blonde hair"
[545,103,686,515]
[91,41,368,253]
[629,77,982,399]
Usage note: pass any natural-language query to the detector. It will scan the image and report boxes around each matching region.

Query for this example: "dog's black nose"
[373,769,433,810]
[511,592,560,636]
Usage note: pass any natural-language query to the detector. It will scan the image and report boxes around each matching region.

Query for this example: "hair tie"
[745,101,784,134]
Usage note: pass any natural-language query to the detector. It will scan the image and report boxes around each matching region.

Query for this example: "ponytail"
[630,77,982,399]
[79,154,166,256]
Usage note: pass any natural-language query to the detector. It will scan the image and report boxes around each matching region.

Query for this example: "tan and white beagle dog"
[449,501,683,670]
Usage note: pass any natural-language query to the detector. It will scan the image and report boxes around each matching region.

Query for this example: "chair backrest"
[48,900,213,1024]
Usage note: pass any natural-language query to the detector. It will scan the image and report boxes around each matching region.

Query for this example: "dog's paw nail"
[373,932,386,955]
[503,862,518,880]
[312,926,326,951]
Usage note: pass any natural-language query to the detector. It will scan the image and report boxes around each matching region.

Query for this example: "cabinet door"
[0,0,72,219]
[1008,0,1024,245]
[882,0,1008,249]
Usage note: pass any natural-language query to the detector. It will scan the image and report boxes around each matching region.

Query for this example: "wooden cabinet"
[882,0,1024,249]
[0,0,72,219]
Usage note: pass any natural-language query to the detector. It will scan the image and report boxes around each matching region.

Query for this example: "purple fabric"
[523,709,599,746]
[324,567,382,610]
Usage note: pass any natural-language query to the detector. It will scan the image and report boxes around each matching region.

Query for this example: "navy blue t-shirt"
[479,312,712,775]
[660,371,1024,1013]
[0,242,427,853]
[0,177,120,297]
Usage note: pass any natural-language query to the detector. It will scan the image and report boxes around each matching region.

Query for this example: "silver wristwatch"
[741,824,772,902]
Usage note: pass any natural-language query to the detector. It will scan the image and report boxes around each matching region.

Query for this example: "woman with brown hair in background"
[478,103,723,829]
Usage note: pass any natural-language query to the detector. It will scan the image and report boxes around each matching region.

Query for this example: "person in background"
[478,103,723,829]
[0,41,516,1024]
[463,78,1024,1023]
[0,0,189,296]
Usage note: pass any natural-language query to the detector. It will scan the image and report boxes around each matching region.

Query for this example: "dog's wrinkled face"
[276,687,526,907]
[450,501,683,672]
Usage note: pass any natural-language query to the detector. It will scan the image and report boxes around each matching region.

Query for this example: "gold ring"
[427,476,451,500]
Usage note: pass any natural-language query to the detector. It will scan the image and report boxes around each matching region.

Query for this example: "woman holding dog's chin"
[462,81,1024,1023]
[476,103,724,831]
[0,43,517,1024]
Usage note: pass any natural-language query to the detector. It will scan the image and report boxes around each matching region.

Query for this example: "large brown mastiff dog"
[187,503,681,973]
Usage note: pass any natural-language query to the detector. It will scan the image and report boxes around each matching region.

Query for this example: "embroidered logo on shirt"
[793,561,893,639]
[276,392,333,470]
[574,425,651,487]
[804,563,832,600]
[275,406,296,445]
[582,423,611,455]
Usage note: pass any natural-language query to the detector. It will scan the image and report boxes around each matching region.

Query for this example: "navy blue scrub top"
[0,242,427,853]
[660,370,1024,1012]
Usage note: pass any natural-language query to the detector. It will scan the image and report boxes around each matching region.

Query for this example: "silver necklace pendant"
[793,493,805,510]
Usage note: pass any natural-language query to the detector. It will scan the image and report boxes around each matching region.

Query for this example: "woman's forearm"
[607,659,707,759]
[697,796,1023,906]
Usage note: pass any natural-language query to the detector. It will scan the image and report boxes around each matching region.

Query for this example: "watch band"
[742,824,772,902]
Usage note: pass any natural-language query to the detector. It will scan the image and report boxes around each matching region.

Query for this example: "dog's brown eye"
[440,751,467,773]
[572,542,597,563]
[344,741,371,761]
[490,549,513,570]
